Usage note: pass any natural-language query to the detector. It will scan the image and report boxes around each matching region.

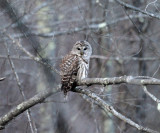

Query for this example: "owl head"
[71,40,92,60]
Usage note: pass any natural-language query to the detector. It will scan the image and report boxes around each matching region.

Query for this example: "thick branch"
[79,76,160,86]
[0,83,159,133]
[74,88,159,133]
[0,87,60,129]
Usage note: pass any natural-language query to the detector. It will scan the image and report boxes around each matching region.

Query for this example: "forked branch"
[0,85,159,133]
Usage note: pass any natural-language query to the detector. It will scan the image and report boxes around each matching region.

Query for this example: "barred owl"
[60,40,92,96]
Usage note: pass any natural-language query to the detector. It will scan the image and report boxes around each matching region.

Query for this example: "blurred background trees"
[0,0,160,133]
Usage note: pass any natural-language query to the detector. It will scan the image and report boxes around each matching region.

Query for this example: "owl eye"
[84,47,87,50]
[77,48,80,50]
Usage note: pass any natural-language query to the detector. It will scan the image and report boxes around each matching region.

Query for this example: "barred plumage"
[60,40,92,96]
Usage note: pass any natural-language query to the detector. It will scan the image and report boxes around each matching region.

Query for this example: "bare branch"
[0,77,5,81]
[115,0,160,20]
[74,88,159,133]
[5,34,60,75]
[91,55,159,61]
[0,80,160,132]
[22,1,56,23]
[79,76,160,86]
[0,87,60,130]
[0,84,158,133]
[1,55,159,62]
[4,42,37,133]
[145,0,158,13]
[0,14,149,41]
[143,86,160,104]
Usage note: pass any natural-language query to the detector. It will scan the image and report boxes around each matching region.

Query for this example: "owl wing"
[60,54,79,95]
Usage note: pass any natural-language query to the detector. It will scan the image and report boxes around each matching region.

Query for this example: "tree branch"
[4,42,37,133]
[0,82,160,133]
[115,0,160,20]
[0,14,149,42]
[143,86,160,104]
[79,76,160,86]
[0,87,60,130]
[5,34,60,75]
[91,55,159,61]
[74,87,159,133]
[0,77,5,81]
[1,55,158,62]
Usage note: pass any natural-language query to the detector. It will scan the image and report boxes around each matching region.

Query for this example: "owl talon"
[87,84,92,87]
[103,84,107,87]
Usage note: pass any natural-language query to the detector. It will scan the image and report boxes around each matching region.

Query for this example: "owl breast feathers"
[60,40,92,96]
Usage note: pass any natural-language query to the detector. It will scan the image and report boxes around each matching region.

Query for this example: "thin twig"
[5,34,60,75]
[115,0,160,20]
[145,0,158,13]
[143,86,160,112]
[4,42,37,133]
[0,14,149,41]
[143,86,160,104]
[91,55,159,61]
[0,77,5,81]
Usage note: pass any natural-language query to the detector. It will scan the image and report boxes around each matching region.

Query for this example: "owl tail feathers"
[61,81,77,101]
[61,85,69,101]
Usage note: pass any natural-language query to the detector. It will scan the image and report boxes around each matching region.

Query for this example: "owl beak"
[80,50,84,55]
